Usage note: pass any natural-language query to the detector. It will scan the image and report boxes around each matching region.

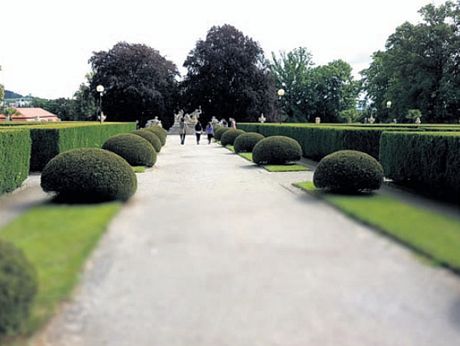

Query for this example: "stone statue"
[258,113,266,123]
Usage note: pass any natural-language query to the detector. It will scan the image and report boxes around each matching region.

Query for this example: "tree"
[270,47,315,122]
[270,48,359,123]
[361,1,460,123]
[181,24,276,124]
[89,42,179,128]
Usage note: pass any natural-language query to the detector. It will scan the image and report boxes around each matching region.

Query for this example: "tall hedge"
[26,123,136,171]
[380,131,460,203]
[0,129,31,194]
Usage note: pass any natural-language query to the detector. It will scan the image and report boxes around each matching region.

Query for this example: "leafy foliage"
[145,126,167,146]
[214,126,231,141]
[0,129,31,194]
[89,42,179,128]
[271,48,360,123]
[0,240,37,337]
[181,25,276,124]
[102,134,156,167]
[41,148,137,201]
[361,1,460,122]
[313,150,384,193]
[132,129,162,152]
[252,136,302,165]
[234,132,265,153]
[220,129,245,146]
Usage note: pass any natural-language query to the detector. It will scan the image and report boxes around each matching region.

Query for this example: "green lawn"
[225,145,235,152]
[294,181,460,271]
[0,202,121,339]
[264,164,309,172]
[132,166,146,173]
[238,152,253,161]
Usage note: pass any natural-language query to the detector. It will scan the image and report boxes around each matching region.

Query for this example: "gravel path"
[39,137,460,346]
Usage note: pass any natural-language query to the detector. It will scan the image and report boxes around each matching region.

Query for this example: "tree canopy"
[270,48,359,123]
[181,24,276,124]
[361,1,460,123]
[89,42,179,128]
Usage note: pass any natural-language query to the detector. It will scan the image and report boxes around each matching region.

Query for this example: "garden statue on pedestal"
[258,113,266,123]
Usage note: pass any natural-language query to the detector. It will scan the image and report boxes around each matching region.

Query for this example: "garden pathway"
[40,136,460,346]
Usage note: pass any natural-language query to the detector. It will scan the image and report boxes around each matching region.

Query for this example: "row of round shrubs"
[217,126,383,194]
[41,125,167,202]
[1,126,169,337]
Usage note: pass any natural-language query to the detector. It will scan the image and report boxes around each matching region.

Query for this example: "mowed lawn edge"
[0,202,121,342]
[294,181,460,271]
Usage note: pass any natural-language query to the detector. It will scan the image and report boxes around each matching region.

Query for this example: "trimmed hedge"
[234,132,265,153]
[132,129,162,153]
[380,131,460,203]
[41,148,137,202]
[145,126,167,146]
[0,239,37,337]
[102,134,156,167]
[214,127,231,141]
[21,123,136,171]
[0,129,31,194]
[314,150,384,193]
[253,136,302,165]
[220,129,245,146]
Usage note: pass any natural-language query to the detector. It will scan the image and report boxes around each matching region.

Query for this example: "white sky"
[0,0,443,99]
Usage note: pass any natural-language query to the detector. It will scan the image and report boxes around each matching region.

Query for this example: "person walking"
[195,121,203,145]
[205,122,214,144]
[179,117,187,145]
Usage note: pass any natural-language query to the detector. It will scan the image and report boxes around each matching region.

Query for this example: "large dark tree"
[181,24,276,123]
[89,42,179,128]
[361,1,460,123]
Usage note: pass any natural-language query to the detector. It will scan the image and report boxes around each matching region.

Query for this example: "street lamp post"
[386,100,392,122]
[277,88,285,123]
[96,85,105,124]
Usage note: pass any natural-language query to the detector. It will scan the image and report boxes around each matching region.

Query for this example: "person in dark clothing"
[179,117,187,145]
[195,121,203,144]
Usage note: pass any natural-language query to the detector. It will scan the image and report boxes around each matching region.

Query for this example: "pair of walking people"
[179,117,214,145]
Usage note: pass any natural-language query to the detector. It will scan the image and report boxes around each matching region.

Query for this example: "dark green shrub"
[214,127,231,141]
[380,131,460,203]
[220,129,245,146]
[0,240,37,337]
[313,150,384,193]
[41,148,137,201]
[252,136,302,165]
[102,134,156,167]
[132,129,162,153]
[145,126,167,146]
[25,123,136,171]
[0,129,31,195]
[234,132,265,153]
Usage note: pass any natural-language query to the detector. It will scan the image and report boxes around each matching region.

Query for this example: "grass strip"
[238,152,253,161]
[0,202,121,339]
[132,166,146,173]
[294,181,460,271]
[225,145,235,152]
[264,164,309,172]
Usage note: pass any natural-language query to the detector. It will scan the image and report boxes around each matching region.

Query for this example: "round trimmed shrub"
[252,136,302,165]
[0,240,37,336]
[220,129,245,146]
[313,150,384,193]
[132,129,162,153]
[102,133,156,167]
[41,148,137,201]
[234,132,265,153]
[146,126,167,146]
[214,127,231,141]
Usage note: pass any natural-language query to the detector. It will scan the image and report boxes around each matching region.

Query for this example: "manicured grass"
[0,202,121,338]
[294,181,460,271]
[238,152,253,161]
[132,166,146,173]
[225,145,235,152]
[264,164,309,172]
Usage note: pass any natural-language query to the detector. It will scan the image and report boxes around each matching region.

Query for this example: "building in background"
[0,107,60,122]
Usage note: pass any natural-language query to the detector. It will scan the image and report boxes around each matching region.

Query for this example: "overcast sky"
[0,0,442,99]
